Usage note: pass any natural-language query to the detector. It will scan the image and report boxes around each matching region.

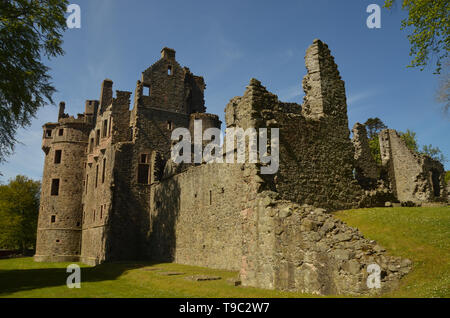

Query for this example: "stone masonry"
[379,129,447,204]
[35,41,430,295]
[352,123,379,189]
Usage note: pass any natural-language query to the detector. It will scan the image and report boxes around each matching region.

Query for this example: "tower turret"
[35,106,91,262]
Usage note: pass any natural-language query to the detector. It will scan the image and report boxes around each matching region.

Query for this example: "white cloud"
[276,84,304,102]
[347,89,377,106]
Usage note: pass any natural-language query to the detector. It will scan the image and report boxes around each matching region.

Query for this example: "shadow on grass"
[0,260,157,296]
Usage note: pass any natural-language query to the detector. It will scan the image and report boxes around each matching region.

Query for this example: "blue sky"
[1,0,449,182]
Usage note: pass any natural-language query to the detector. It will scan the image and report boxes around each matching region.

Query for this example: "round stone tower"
[35,113,91,262]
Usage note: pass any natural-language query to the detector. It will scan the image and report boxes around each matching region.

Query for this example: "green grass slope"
[334,206,450,298]
[0,207,448,298]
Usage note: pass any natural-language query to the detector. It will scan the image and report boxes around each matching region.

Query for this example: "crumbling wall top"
[161,47,176,60]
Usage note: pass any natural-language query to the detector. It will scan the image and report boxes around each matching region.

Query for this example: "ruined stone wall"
[379,129,447,203]
[273,111,362,210]
[224,59,362,211]
[35,122,90,262]
[352,123,379,188]
[149,163,261,270]
[240,191,411,295]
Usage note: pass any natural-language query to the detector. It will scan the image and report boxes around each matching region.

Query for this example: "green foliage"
[397,129,446,165]
[0,175,41,251]
[0,0,69,162]
[421,144,447,164]
[399,129,419,152]
[436,59,449,114]
[368,136,382,165]
[364,118,386,165]
[445,171,450,185]
[364,117,387,139]
[384,0,450,74]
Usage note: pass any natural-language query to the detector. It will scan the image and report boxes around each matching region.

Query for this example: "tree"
[364,118,387,165]
[0,175,40,252]
[422,144,447,164]
[0,0,68,163]
[399,129,447,165]
[364,117,387,139]
[368,136,382,165]
[384,0,450,74]
[445,171,450,185]
[399,129,419,152]
[436,58,449,113]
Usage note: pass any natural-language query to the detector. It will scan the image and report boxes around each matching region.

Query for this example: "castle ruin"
[35,40,447,295]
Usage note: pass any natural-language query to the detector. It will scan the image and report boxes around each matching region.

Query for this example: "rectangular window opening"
[95,165,99,188]
[102,120,108,137]
[140,154,149,164]
[143,85,151,96]
[58,129,64,136]
[96,130,100,146]
[51,215,56,223]
[168,66,172,75]
[51,179,60,196]
[54,150,62,164]
[102,158,106,183]
[138,164,150,184]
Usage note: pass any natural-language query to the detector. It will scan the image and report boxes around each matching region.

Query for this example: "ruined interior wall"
[274,112,362,210]
[379,129,447,203]
[240,191,411,295]
[149,163,261,270]
[225,77,362,211]
[352,123,379,188]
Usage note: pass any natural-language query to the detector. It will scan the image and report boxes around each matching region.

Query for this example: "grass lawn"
[0,206,448,298]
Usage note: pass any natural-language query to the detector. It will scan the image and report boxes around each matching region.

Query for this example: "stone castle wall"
[149,163,261,270]
[35,42,418,295]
